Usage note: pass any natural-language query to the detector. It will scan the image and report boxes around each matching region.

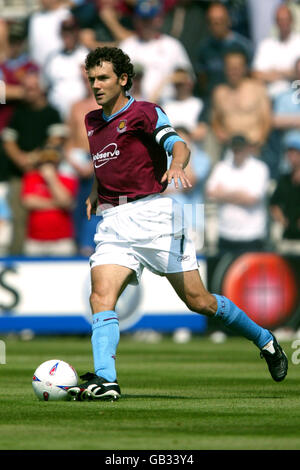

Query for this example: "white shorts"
[89,194,198,284]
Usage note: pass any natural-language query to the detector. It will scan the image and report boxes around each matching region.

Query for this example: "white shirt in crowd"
[119,34,192,101]
[252,32,300,98]
[206,153,270,242]
[28,6,71,69]
[162,96,203,133]
[43,46,89,120]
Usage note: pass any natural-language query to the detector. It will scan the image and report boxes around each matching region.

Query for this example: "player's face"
[87,61,128,109]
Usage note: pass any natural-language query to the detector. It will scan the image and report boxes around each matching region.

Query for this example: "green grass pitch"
[0,334,300,450]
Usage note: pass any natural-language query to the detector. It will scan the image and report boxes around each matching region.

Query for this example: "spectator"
[130,63,146,101]
[151,67,205,135]
[211,49,272,161]
[270,131,300,254]
[64,64,99,255]
[270,0,300,37]
[273,57,300,133]
[252,4,300,100]
[97,0,136,42]
[273,56,300,173]
[119,0,192,102]
[247,0,281,48]
[194,1,253,100]
[21,146,78,256]
[206,135,270,255]
[2,71,64,255]
[43,16,89,120]
[0,182,11,255]
[165,126,211,252]
[159,0,206,64]
[27,0,71,69]
[0,18,8,62]
[70,0,101,30]
[0,22,39,255]
[0,21,38,134]
[74,0,135,50]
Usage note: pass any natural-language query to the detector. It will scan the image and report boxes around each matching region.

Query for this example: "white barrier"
[0,257,207,334]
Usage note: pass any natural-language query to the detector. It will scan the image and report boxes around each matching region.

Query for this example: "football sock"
[91,310,120,382]
[213,294,272,349]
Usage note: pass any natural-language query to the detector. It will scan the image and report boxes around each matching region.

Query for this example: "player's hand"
[161,165,192,190]
[86,196,98,220]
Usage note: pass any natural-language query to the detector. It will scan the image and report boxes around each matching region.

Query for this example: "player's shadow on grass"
[123,394,286,400]
[122,394,197,400]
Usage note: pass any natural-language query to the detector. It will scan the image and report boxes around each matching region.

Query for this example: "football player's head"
[85,47,134,93]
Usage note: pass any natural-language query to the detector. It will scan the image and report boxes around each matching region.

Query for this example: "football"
[32,359,78,401]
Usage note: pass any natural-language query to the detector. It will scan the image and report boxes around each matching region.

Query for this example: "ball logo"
[49,362,59,376]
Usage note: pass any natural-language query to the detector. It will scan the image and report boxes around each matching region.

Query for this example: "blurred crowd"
[1,0,300,258]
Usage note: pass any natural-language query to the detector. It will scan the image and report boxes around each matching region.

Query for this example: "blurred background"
[1,0,300,343]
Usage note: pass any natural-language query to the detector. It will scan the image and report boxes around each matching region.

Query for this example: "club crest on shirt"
[117,119,127,133]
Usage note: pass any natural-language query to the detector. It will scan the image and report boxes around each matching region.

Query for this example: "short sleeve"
[141,104,185,154]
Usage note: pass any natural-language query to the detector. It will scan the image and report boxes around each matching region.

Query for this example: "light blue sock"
[213,294,272,349]
[91,310,120,382]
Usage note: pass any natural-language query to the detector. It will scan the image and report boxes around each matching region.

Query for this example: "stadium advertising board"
[0,256,207,334]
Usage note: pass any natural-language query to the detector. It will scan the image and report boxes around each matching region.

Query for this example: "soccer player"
[67,47,288,401]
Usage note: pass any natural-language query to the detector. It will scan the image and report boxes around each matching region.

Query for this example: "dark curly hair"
[85,47,134,92]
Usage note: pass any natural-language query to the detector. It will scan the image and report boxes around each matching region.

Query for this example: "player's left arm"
[152,106,192,189]
[161,140,192,189]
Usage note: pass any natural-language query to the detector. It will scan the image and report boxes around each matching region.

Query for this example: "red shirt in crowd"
[21,170,78,241]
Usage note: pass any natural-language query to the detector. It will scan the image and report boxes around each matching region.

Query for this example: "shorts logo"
[117,119,127,133]
[177,255,190,262]
[92,143,120,168]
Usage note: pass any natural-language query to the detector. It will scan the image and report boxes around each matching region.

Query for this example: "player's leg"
[166,269,288,382]
[89,263,133,313]
[89,264,133,381]
[68,264,134,400]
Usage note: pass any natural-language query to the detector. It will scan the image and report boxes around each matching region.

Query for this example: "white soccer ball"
[32,359,78,401]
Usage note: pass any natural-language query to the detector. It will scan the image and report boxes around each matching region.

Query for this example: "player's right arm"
[86,175,98,220]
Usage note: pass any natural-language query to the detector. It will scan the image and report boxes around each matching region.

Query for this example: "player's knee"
[89,289,116,312]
